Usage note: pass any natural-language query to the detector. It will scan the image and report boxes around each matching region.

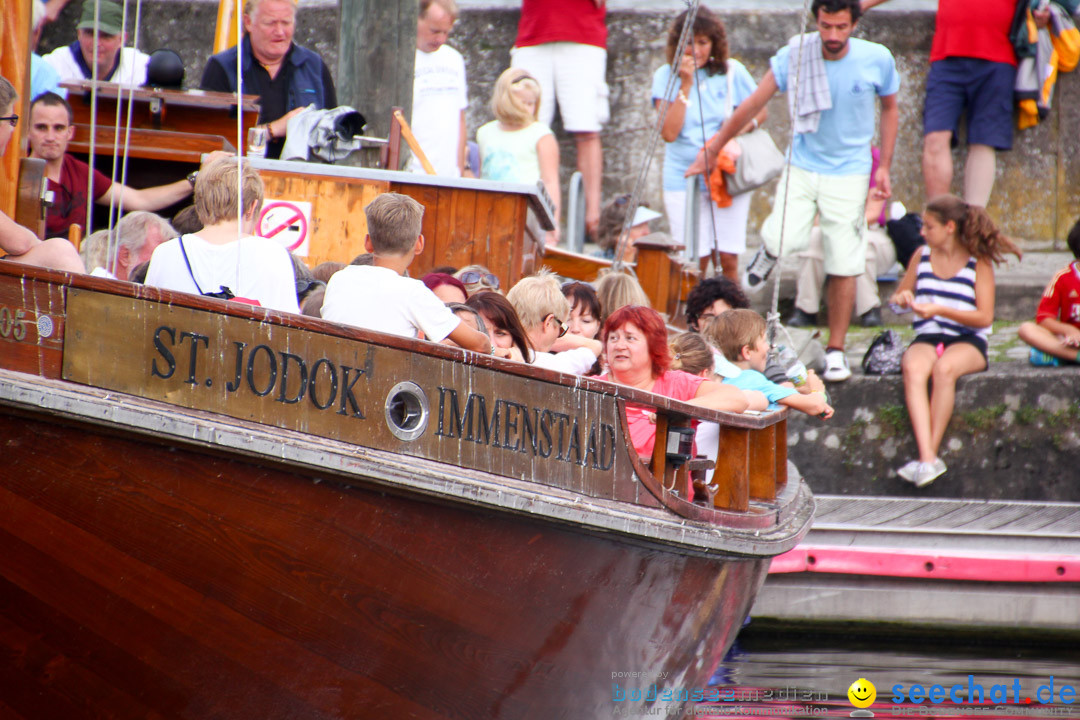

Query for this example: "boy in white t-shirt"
[320,193,492,353]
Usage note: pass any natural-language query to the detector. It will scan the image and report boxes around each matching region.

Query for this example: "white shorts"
[760,165,870,277]
[663,188,752,259]
[510,43,610,132]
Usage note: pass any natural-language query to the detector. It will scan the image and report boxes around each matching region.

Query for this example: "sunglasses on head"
[0,114,18,128]
[459,270,499,289]
[511,73,536,85]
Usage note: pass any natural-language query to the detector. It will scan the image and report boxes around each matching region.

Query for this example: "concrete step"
[785,362,1080,501]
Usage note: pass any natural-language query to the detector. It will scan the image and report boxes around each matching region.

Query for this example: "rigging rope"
[767,0,814,345]
[610,0,702,273]
[84,0,102,241]
[105,0,143,275]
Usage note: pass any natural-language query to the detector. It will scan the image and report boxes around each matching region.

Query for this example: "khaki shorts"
[511,43,610,132]
[760,165,870,277]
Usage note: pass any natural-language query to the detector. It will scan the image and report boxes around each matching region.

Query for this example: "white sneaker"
[822,349,852,382]
[913,458,947,488]
[741,246,778,294]
[897,460,920,482]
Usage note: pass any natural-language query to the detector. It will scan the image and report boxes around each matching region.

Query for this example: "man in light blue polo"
[687,0,899,382]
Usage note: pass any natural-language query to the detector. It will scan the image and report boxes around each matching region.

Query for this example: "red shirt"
[1036,261,1080,329]
[515,0,607,49]
[599,370,704,458]
[46,154,113,238]
[929,0,1017,66]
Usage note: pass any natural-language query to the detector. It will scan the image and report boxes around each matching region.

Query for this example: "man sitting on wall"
[42,0,151,86]
[200,0,338,160]
[27,93,220,238]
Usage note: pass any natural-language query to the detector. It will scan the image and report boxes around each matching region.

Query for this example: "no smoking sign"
[259,200,312,256]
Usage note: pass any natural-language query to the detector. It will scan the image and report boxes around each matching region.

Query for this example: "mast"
[1,0,31,217]
[337,0,416,164]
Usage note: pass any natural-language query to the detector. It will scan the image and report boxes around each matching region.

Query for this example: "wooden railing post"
[712,425,749,512]
[633,235,684,318]
[775,417,788,489]
[748,425,777,502]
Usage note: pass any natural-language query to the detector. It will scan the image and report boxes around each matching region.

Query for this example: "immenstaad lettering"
[434,387,616,470]
[150,325,369,419]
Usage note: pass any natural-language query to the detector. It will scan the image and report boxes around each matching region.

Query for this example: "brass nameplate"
[63,290,628,498]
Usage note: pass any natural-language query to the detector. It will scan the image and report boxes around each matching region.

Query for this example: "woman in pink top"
[598,305,748,458]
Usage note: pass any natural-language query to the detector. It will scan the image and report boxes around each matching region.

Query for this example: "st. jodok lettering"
[150,325,368,418]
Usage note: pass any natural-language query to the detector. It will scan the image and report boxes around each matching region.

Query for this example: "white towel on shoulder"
[787,32,831,134]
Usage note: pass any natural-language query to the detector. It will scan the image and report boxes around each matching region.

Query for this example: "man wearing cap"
[200,0,337,160]
[42,0,150,86]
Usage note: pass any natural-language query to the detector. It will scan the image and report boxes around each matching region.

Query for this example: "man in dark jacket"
[200,0,337,159]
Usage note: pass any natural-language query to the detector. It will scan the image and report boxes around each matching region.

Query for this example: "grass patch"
[840,418,869,473]
[957,404,1007,432]
[876,404,909,436]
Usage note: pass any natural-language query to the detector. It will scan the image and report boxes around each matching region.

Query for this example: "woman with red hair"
[599,305,750,458]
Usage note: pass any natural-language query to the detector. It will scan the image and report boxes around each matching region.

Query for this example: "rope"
[106,0,143,275]
[767,0,814,346]
[84,0,101,239]
[236,8,244,238]
[691,61,720,273]
[611,0,702,273]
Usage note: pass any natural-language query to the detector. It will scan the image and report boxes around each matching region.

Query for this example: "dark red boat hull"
[0,409,768,719]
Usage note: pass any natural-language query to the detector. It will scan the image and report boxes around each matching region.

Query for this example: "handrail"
[0,260,789,517]
[565,171,586,253]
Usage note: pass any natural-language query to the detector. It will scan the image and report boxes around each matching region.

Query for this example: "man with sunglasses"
[506,272,601,374]
[27,93,222,238]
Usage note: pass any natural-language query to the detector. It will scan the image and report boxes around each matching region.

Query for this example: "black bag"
[885,213,925,269]
[862,330,904,375]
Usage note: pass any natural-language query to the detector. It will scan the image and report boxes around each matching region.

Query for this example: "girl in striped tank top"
[889,195,1021,488]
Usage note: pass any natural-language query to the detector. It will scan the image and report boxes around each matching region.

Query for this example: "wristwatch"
[186,170,198,189]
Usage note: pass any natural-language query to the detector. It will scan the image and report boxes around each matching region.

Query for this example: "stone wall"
[786,365,1080,501]
[38,1,1080,245]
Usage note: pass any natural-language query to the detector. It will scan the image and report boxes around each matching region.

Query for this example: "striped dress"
[912,246,990,343]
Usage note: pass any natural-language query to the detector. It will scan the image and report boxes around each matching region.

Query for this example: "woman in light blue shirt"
[651,7,766,280]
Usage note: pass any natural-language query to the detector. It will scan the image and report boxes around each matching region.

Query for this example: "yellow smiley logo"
[848,678,877,708]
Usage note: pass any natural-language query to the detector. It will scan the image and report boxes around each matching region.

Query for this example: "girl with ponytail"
[889,195,1021,488]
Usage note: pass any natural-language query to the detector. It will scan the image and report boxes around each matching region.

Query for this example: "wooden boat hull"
[1,394,773,719]
[0,262,812,717]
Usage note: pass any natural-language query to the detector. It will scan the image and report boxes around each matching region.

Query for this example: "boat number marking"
[0,305,31,342]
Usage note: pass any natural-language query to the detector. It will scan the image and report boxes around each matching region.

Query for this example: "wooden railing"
[632,398,788,515]
[541,242,699,324]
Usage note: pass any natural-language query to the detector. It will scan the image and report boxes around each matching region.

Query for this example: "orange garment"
[707,150,737,209]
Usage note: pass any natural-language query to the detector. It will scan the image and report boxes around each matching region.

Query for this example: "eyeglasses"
[459,270,499,289]
[547,314,569,338]
[0,115,17,128]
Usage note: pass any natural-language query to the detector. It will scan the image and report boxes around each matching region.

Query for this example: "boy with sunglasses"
[506,272,602,374]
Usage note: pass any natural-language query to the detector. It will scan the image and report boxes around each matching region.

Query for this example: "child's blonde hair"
[703,309,765,363]
[490,67,541,127]
[669,332,714,376]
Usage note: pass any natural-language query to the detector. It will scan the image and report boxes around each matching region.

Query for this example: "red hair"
[602,305,671,377]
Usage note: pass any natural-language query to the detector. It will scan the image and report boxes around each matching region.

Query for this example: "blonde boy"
[710,309,834,419]
[321,193,491,353]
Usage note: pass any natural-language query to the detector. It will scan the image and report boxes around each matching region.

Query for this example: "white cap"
[632,206,662,227]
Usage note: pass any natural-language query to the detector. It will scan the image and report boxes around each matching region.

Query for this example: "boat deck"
[751,496,1080,635]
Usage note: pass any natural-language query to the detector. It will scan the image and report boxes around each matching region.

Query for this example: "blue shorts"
[910,333,989,365]
[923,58,1016,151]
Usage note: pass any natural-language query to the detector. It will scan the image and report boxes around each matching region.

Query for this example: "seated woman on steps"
[890,195,1021,489]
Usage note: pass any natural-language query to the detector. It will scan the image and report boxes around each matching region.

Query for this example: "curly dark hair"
[811,0,861,23]
[685,276,749,330]
[665,6,729,76]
